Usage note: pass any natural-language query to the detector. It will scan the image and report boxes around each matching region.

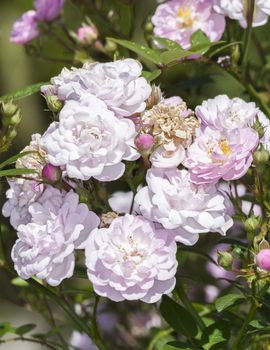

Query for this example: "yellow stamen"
[220,139,231,156]
[177,7,193,27]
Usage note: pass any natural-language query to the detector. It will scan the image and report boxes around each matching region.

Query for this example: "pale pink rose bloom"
[41,95,139,181]
[214,0,270,28]
[10,10,40,45]
[41,59,151,118]
[196,95,258,131]
[135,168,233,245]
[86,214,177,303]
[2,179,44,229]
[12,188,100,286]
[184,126,259,184]
[152,0,225,50]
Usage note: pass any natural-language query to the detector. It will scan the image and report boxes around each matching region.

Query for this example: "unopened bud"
[253,147,269,164]
[135,134,154,151]
[104,39,117,53]
[231,44,240,66]
[46,95,63,113]
[256,249,270,271]
[1,100,18,118]
[146,85,163,108]
[217,250,233,270]
[42,163,62,183]
[144,21,153,33]
[77,25,98,45]
[244,215,260,232]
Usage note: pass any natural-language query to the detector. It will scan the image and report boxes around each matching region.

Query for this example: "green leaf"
[0,151,37,170]
[153,37,181,50]
[16,323,36,336]
[141,69,162,82]
[190,30,210,53]
[164,342,196,349]
[0,323,15,337]
[114,1,132,37]
[160,295,198,338]
[0,82,47,102]
[215,293,245,312]
[11,277,29,287]
[108,38,162,65]
[160,48,193,65]
[201,321,230,350]
[0,168,37,177]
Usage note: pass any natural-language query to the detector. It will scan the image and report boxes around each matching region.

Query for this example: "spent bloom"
[140,97,200,168]
[41,95,139,181]
[213,0,270,28]
[10,10,40,45]
[34,0,65,22]
[152,0,225,50]
[86,214,177,303]
[12,188,100,286]
[256,249,270,272]
[41,59,151,118]
[135,168,233,245]
[184,126,259,184]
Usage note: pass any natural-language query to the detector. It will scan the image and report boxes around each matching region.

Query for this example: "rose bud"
[42,163,62,183]
[135,134,154,151]
[256,249,270,272]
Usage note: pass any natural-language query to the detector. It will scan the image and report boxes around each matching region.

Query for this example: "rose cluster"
[2,57,268,303]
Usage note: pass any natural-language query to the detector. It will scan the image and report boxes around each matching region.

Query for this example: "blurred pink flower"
[10,10,39,45]
[214,0,270,28]
[77,25,98,44]
[34,0,65,21]
[152,0,225,50]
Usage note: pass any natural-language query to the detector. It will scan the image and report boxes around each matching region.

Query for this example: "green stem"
[232,298,258,350]
[20,276,91,336]
[147,328,173,350]
[175,281,206,332]
[91,295,106,350]
[0,337,59,350]
[241,0,255,76]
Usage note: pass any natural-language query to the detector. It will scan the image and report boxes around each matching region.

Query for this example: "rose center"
[177,7,194,27]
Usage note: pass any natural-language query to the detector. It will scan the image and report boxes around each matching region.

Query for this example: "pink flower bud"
[42,164,62,183]
[256,249,270,271]
[77,26,98,45]
[135,134,154,151]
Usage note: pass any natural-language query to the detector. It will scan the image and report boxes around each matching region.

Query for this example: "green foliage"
[0,82,47,102]
[215,293,245,313]
[160,296,198,339]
